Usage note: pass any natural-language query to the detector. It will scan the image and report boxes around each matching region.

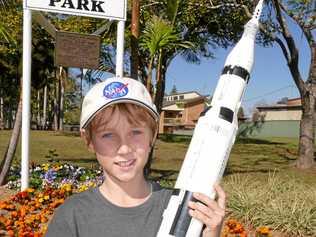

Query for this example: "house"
[245,97,304,138]
[256,97,302,121]
[159,92,206,134]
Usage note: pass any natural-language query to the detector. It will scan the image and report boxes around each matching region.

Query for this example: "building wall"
[165,92,200,102]
[159,111,165,134]
[182,101,205,126]
[174,120,305,138]
[287,98,301,106]
[239,120,301,138]
[260,110,302,121]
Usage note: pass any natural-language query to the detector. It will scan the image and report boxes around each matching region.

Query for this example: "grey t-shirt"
[45,183,172,237]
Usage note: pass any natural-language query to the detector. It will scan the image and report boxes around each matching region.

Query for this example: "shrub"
[224,172,316,236]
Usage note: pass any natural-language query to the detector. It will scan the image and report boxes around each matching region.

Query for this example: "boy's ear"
[150,130,158,148]
[80,129,95,152]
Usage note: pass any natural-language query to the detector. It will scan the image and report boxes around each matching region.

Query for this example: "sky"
[165,28,311,116]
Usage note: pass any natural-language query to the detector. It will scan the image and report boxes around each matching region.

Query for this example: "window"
[179,95,184,100]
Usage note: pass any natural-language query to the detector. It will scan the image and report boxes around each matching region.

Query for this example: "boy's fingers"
[214,183,226,209]
[192,193,224,215]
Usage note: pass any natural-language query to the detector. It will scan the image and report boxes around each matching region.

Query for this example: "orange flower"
[10,211,18,219]
[257,226,270,234]
[40,215,48,223]
[256,226,272,237]
[7,229,14,237]
[19,206,28,218]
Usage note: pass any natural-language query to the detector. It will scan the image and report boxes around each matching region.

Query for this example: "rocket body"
[156,1,264,236]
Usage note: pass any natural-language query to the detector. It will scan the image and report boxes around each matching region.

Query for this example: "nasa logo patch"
[103,82,129,99]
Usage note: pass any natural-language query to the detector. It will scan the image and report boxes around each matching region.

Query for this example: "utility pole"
[130,0,140,80]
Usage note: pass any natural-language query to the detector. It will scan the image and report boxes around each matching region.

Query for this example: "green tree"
[170,85,178,95]
[140,16,193,94]
[260,0,315,169]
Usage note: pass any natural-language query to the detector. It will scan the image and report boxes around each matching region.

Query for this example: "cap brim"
[81,98,159,129]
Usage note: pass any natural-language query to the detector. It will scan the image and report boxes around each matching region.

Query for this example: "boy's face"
[88,107,153,184]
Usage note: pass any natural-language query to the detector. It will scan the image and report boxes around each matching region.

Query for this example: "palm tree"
[139,1,202,112]
[141,16,188,92]
[0,0,15,43]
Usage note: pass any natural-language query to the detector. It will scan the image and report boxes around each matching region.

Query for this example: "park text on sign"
[24,0,126,20]
[55,32,101,69]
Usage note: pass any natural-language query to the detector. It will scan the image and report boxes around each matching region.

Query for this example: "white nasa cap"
[80,77,159,129]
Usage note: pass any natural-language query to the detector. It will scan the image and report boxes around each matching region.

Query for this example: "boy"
[45,77,226,237]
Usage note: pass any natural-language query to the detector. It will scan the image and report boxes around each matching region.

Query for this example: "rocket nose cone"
[253,0,264,20]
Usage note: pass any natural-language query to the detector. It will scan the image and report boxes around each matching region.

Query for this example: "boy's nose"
[116,142,133,154]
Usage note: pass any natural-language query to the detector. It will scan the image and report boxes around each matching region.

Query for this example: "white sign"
[24,0,126,20]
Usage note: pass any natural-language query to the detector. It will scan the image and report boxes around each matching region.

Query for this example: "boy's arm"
[45,206,77,237]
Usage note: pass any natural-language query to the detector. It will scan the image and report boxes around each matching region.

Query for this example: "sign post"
[22,0,126,190]
[21,7,32,191]
[116,21,125,77]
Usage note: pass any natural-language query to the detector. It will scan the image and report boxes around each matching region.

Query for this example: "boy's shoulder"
[151,181,174,205]
[56,188,98,214]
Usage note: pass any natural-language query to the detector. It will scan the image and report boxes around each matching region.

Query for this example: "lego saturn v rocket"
[156,1,265,236]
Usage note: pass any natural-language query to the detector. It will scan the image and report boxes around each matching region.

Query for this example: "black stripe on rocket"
[169,190,198,237]
[221,65,250,83]
[219,107,234,123]
[200,106,234,123]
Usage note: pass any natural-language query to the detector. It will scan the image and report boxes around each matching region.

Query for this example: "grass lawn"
[0,130,315,182]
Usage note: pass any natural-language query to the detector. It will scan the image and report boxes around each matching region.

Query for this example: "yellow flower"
[44,195,50,200]
[38,198,44,203]
[61,183,72,192]
[26,188,35,193]
[78,185,88,192]
[87,182,96,188]
[42,164,50,171]
[53,165,63,171]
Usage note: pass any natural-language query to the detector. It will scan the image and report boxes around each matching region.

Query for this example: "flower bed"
[6,163,104,191]
[0,163,272,236]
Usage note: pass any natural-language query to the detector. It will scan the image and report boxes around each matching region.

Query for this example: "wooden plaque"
[55,32,101,69]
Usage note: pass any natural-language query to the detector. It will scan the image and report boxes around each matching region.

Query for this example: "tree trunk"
[154,53,166,114]
[297,93,315,169]
[146,58,154,95]
[0,95,4,130]
[53,75,59,131]
[37,90,41,129]
[59,69,65,131]
[42,85,47,129]
[130,0,140,79]
[8,105,12,129]
[0,96,22,185]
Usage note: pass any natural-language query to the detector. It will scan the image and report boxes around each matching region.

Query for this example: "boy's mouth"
[115,159,136,168]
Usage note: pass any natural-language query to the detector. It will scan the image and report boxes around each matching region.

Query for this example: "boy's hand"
[188,184,226,237]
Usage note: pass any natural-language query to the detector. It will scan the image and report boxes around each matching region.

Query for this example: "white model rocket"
[156,1,265,236]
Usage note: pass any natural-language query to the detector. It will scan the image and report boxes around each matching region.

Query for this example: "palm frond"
[140,16,180,57]
[0,24,14,43]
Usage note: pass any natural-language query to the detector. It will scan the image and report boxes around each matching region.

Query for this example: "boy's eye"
[131,129,143,135]
[102,133,113,138]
